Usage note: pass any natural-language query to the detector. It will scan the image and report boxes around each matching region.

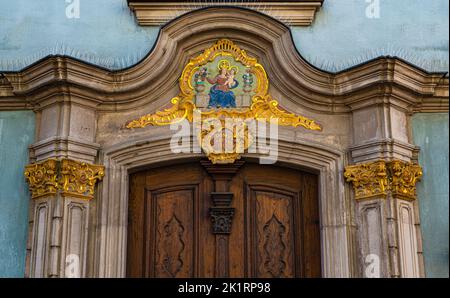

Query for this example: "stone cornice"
[0,7,448,113]
[128,1,324,26]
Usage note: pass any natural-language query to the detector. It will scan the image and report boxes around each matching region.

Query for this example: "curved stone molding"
[344,160,423,200]
[24,158,104,199]
[0,7,447,113]
[93,134,351,277]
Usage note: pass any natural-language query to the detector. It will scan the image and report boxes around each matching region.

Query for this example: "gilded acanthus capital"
[24,159,59,199]
[344,160,422,200]
[24,158,104,199]
[344,161,389,199]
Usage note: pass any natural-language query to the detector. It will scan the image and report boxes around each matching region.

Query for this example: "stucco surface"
[412,113,449,278]
[0,111,35,277]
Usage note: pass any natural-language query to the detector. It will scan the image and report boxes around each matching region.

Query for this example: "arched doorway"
[126,161,321,278]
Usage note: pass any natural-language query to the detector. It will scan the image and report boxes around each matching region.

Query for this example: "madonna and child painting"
[192,58,255,109]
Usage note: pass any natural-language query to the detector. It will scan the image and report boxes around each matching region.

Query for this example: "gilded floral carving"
[24,158,104,199]
[344,161,389,199]
[24,159,59,199]
[344,160,423,200]
[388,160,423,200]
[59,159,105,199]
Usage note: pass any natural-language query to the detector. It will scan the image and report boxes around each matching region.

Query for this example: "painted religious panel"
[127,39,321,164]
[193,58,256,109]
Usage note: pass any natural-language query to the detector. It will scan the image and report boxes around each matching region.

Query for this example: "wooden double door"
[127,161,321,278]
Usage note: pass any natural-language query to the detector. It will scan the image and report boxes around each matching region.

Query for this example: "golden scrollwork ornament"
[126,39,321,164]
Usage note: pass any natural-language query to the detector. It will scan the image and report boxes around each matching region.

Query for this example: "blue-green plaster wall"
[0,0,448,72]
[412,113,449,278]
[0,111,35,277]
[292,0,449,72]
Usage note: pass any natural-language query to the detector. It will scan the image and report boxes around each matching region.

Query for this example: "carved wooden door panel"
[229,164,321,278]
[127,162,321,278]
[127,163,215,277]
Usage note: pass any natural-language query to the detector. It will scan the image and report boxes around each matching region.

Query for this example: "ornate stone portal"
[5,7,446,278]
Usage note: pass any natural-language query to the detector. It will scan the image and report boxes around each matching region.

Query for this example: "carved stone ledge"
[24,158,104,199]
[29,137,101,165]
[128,1,324,26]
[344,160,423,201]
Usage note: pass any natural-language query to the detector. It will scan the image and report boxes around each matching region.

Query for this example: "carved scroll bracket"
[344,160,423,201]
[24,158,104,199]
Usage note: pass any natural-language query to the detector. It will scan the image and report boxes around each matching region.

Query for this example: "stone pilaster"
[346,85,427,278]
[345,160,423,277]
[24,158,104,278]
[30,93,100,164]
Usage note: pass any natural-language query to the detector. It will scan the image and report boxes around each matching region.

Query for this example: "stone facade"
[0,7,448,278]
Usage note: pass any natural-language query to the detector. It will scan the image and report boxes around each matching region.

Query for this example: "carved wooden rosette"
[344,160,422,200]
[24,159,104,199]
[210,193,235,234]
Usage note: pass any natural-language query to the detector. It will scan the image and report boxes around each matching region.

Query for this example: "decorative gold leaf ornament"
[344,160,423,201]
[24,159,104,199]
[126,39,321,163]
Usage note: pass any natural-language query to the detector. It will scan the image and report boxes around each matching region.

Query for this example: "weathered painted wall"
[0,0,159,70]
[0,0,448,72]
[0,111,35,277]
[412,113,449,278]
[292,0,449,72]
